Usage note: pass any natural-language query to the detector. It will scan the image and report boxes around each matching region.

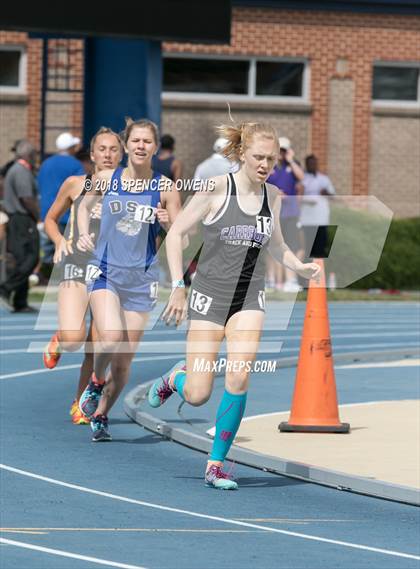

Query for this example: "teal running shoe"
[91,414,112,442]
[148,360,186,408]
[205,465,238,490]
[79,375,105,419]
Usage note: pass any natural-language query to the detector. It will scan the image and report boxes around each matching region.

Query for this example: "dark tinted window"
[256,61,304,96]
[373,66,419,101]
[164,58,249,94]
[0,50,21,87]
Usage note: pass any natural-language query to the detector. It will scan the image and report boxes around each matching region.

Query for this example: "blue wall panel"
[83,38,162,145]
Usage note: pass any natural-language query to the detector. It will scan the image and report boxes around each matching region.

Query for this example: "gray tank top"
[194,173,273,295]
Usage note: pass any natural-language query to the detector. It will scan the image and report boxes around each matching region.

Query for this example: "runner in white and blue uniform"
[89,165,162,312]
[148,121,321,489]
[76,118,182,442]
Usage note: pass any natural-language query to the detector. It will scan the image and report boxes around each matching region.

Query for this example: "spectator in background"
[300,154,336,259]
[0,140,21,178]
[75,146,94,175]
[152,134,182,182]
[0,209,8,243]
[194,137,237,180]
[0,208,9,287]
[152,134,183,287]
[0,140,21,200]
[266,137,305,292]
[0,140,40,312]
[37,132,84,277]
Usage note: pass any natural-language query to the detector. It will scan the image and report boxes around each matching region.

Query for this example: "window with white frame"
[372,63,420,103]
[0,47,26,93]
[163,55,308,100]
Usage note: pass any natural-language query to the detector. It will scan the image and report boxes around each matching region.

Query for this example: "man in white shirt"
[194,138,237,180]
[300,154,336,259]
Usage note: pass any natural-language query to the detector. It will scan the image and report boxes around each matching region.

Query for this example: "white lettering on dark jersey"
[220,223,269,247]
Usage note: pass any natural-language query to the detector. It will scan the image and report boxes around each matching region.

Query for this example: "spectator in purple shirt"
[266,137,305,292]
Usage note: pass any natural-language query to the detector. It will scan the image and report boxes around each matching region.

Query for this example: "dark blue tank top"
[151,155,175,180]
[93,167,161,274]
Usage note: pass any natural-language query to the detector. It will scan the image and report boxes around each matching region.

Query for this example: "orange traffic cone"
[279,259,350,433]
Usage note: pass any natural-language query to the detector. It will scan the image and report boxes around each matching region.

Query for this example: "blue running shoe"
[91,414,112,442]
[79,375,105,419]
[205,465,238,490]
[148,360,186,408]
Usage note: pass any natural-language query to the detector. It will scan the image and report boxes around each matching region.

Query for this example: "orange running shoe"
[70,399,90,425]
[69,399,79,416]
[43,334,61,369]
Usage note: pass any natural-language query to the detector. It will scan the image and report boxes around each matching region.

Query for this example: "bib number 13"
[190,290,213,315]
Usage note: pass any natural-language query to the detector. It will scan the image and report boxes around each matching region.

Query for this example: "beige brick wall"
[369,109,420,218]
[0,96,27,165]
[44,91,83,154]
[162,101,311,178]
[328,78,354,195]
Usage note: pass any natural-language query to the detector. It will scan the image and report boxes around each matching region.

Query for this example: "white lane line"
[1,464,419,561]
[1,311,419,329]
[1,330,417,342]
[0,349,31,354]
[1,322,419,332]
[20,339,420,350]
[0,538,148,569]
[7,340,417,357]
[1,527,255,533]
[0,363,96,379]
[0,326,184,334]
[0,354,179,380]
[23,340,420,349]
[336,360,420,369]
[268,332,420,339]
[2,318,418,329]
[2,343,419,378]
[1,530,46,535]
[1,324,57,330]
[0,334,52,341]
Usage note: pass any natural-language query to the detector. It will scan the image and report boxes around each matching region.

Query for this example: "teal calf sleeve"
[210,390,247,462]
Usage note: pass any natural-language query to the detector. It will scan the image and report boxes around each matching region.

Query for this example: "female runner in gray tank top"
[149,121,320,489]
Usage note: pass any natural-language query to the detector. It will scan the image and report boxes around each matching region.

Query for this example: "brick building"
[0,33,84,161]
[1,2,419,216]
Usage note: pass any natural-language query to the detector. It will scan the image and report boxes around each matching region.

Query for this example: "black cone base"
[279,421,350,433]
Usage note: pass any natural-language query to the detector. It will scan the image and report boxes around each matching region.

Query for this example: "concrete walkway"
[235,399,420,489]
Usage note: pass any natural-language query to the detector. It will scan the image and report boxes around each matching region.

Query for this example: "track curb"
[124,348,420,506]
